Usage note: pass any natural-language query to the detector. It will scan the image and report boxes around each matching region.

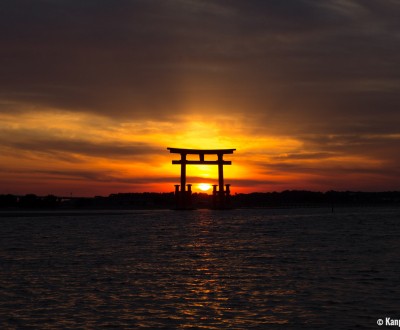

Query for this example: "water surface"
[1,207,399,329]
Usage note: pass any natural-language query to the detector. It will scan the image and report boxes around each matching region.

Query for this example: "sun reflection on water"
[0,209,357,328]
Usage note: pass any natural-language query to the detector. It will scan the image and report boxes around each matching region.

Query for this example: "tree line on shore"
[1,190,399,209]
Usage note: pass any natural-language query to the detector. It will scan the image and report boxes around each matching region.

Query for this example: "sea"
[0,207,399,329]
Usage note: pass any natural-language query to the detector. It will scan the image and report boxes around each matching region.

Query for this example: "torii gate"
[167,147,236,209]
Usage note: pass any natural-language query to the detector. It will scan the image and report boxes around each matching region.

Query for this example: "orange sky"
[0,1,399,196]
[0,109,398,196]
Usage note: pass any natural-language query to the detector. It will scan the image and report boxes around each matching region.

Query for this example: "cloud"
[29,169,176,184]
[0,127,160,162]
[300,133,400,162]
[0,1,399,193]
[1,0,398,127]
[271,152,337,161]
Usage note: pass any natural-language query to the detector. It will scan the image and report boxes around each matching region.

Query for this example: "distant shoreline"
[1,191,399,214]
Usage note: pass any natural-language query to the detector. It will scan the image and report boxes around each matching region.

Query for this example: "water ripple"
[1,208,399,329]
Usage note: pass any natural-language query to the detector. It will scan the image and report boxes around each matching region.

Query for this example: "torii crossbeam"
[167,147,236,209]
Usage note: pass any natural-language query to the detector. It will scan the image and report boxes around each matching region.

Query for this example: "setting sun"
[198,183,211,192]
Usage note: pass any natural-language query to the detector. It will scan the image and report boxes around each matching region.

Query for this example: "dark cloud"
[29,169,176,184]
[0,128,159,161]
[230,178,282,187]
[0,0,399,131]
[264,162,397,176]
[300,133,400,162]
[271,152,337,161]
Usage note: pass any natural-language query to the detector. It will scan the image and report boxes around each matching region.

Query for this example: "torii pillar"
[167,148,236,209]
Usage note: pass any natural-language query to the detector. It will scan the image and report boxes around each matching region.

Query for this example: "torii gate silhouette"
[167,147,236,209]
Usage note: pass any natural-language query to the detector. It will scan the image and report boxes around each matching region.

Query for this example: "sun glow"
[198,183,211,191]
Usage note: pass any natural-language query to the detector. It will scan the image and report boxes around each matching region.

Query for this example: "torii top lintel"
[167,148,236,155]
[167,147,236,165]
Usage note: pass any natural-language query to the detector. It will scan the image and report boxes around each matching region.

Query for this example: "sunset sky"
[1,0,399,196]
